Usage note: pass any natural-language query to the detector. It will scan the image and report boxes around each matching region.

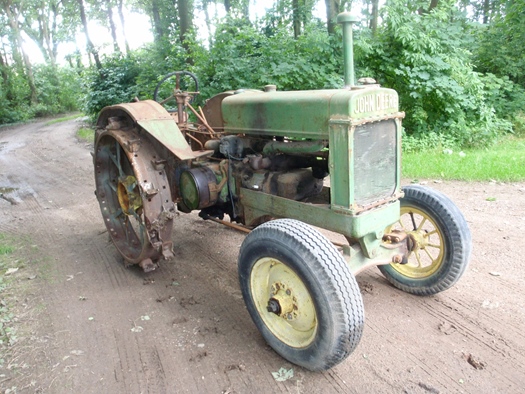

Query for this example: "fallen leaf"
[140,315,150,321]
[489,271,501,277]
[131,326,143,333]
[486,197,496,202]
[272,367,294,382]
[88,317,94,321]
[5,268,19,275]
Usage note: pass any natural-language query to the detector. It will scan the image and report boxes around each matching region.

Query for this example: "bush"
[82,54,142,117]
[357,0,511,147]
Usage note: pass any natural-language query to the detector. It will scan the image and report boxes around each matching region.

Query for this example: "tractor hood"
[221,86,401,139]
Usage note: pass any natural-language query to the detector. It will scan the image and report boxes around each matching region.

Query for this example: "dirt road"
[1,119,524,393]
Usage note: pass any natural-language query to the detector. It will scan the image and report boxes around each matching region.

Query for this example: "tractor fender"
[96,99,197,161]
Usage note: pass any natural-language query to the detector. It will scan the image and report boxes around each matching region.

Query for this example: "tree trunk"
[177,0,193,64]
[293,0,301,38]
[325,0,341,35]
[428,0,439,12]
[482,0,490,24]
[224,0,231,13]
[202,0,213,45]
[177,0,193,43]
[151,0,164,42]
[2,0,38,104]
[241,0,249,21]
[78,0,102,69]
[370,0,379,36]
[117,0,131,53]
[105,0,121,53]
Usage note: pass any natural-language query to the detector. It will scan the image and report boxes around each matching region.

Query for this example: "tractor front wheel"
[379,185,471,295]
[238,219,364,371]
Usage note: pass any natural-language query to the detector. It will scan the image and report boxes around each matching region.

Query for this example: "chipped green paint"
[221,87,401,138]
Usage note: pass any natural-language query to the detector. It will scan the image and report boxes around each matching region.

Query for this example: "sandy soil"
[0,119,524,394]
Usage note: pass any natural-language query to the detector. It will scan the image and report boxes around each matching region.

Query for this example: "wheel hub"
[117,175,142,215]
[408,231,427,251]
[267,283,297,319]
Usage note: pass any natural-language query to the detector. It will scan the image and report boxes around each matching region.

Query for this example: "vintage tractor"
[93,13,471,371]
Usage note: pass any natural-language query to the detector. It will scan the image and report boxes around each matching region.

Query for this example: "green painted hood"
[221,86,400,139]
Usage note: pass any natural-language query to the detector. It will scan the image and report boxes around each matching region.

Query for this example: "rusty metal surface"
[97,100,199,161]
[94,123,175,270]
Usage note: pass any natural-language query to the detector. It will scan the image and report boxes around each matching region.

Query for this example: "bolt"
[392,254,403,264]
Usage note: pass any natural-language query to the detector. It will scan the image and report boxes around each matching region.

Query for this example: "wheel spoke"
[414,250,423,268]
[106,180,117,193]
[131,210,145,245]
[111,207,123,219]
[416,217,427,231]
[397,219,408,231]
[423,247,437,263]
[426,243,441,249]
[409,212,417,231]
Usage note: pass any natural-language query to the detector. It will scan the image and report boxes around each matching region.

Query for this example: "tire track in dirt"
[3,119,525,393]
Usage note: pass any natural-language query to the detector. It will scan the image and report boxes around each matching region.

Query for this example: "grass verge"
[402,136,525,182]
[0,234,17,368]
[44,113,83,126]
[76,127,95,142]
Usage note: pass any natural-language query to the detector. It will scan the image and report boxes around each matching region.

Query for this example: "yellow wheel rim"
[388,206,445,279]
[250,257,317,348]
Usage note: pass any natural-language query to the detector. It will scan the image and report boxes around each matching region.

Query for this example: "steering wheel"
[153,70,199,107]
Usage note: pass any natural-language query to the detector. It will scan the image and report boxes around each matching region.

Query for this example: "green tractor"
[93,13,471,371]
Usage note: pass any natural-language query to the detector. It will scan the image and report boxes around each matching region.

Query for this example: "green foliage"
[357,0,511,147]
[82,53,142,117]
[479,73,525,128]
[0,67,32,124]
[473,0,525,87]
[32,65,81,117]
[195,18,343,99]
[0,65,81,124]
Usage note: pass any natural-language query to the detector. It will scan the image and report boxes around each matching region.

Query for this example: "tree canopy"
[1,0,524,147]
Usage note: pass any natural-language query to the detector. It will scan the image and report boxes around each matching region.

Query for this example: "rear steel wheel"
[238,219,364,371]
[379,185,471,295]
[94,125,175,270]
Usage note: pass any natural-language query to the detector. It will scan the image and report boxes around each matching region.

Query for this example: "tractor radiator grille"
[353,119,397,207]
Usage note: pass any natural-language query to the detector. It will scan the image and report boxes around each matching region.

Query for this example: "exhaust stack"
[337,12,359,88]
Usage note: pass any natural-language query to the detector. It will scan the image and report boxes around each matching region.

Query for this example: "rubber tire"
[238,219,364,371]
[378,185,472,295]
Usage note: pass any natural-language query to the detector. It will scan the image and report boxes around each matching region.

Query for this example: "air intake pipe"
[337,12,359,88]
